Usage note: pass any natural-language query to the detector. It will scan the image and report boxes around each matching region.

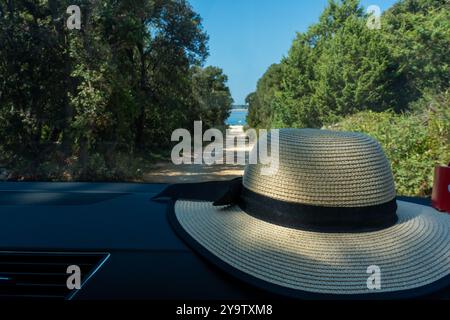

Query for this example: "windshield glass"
[0,0,448,198]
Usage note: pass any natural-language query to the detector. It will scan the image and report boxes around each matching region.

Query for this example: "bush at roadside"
[328,92,450,197]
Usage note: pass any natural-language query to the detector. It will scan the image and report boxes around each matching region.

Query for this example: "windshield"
[0,0,448,198]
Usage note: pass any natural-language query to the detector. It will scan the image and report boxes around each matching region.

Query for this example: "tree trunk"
[79,136,88,178]
[134,42,147,149]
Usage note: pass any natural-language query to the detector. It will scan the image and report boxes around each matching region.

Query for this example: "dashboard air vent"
[0,251,109,300]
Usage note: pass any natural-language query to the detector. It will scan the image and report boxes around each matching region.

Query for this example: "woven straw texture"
[175,200,450,295]
[244,129,396,207]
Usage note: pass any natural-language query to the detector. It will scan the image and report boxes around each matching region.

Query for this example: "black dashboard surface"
[0,182,272,300]
[0,182,448,300]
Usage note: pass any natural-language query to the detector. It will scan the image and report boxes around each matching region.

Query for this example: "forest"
[0,0,233,181]
[246,0,450,196]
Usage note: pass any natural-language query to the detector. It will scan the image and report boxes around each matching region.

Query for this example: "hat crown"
[244,129,396,208]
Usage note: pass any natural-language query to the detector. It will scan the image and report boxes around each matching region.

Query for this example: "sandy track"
[143,126,252,183]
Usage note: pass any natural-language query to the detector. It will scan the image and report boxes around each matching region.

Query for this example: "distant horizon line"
[231,104,248,110]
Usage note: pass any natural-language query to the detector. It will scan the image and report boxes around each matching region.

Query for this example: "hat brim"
[169,200,450,299]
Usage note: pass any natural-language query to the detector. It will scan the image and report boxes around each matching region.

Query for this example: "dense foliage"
[0,0,232,180]
[329,91,450,196]
[247,0,450,128]
[191,66,233,129]
[246,0,449,196]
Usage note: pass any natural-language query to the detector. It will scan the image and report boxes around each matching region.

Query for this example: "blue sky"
[189,0,398,104]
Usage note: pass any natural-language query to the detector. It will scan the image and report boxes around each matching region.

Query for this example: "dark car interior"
[0,182,448,300]
[0,182,278,300]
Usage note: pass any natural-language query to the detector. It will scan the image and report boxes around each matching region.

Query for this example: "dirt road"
[143,126,252,183]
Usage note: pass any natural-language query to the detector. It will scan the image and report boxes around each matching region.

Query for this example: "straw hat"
[156,129,450,298]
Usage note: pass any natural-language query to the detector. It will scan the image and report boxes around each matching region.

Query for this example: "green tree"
[270,33,318,128]
[247,0,449,129]
[0,0,73,168]
[268,0,395,128]
[383,0,450,107]
[191,66,233,129]
[311,14,396,124]
[246,63,283,128]
[0,0,217,180]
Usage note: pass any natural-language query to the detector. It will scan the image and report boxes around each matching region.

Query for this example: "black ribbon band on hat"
[238,187,398,232]
[153,178,398,233]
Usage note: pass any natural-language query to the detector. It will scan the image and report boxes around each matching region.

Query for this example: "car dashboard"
[0,182,270,300]
[0,182,447,300]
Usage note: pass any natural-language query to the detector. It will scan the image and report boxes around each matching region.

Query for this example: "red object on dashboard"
[431,164,450,214]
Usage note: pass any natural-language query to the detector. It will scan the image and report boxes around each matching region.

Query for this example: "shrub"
[328,97,450,196]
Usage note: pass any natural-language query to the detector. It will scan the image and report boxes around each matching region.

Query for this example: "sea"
[226,109,248,126]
